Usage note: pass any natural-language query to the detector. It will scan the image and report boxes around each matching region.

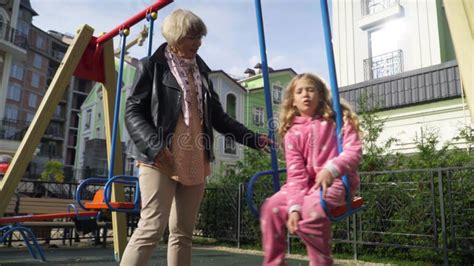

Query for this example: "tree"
[357,93,399,171]
[40,160,65,183]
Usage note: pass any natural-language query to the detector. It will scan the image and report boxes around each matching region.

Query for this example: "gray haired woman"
[121,9,271,266]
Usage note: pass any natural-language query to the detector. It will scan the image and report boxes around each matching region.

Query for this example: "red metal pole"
[95,0,173,44]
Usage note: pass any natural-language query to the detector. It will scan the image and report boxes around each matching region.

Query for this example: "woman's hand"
[257,134,273,153]
[154,148,174,170]
[287,211,301,234]
[312,168,334,198]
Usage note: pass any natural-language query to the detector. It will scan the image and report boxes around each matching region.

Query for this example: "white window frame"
[84,109,92,130]
[225,93,237,119]
[224,135,237,155]
[272,85,283,104]
[253,107,264,126]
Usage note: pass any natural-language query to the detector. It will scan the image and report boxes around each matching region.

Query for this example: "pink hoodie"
[283,116,362,213]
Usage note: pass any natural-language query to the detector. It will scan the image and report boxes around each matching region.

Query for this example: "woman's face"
[175,35,203,59]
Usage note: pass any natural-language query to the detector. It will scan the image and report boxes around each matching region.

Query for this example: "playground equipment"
[0,0,173,262]
[0,204,99,262]
[246,0,366,222]
[443,1,474,123]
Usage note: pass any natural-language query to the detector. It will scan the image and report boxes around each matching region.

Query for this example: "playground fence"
[3,166,472,264]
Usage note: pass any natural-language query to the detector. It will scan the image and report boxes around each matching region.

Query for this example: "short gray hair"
[161,9,207,46]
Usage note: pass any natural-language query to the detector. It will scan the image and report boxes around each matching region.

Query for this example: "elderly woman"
[122,9,270,266]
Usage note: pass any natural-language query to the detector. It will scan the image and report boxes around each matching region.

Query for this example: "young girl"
[260,73,362,265]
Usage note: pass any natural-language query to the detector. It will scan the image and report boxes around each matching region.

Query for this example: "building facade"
[208,70,248,177]
[332,0,469,153]
[0,0,94,180]
[74,57,137,180]
[238,66,297,134]
[0,0,33,156]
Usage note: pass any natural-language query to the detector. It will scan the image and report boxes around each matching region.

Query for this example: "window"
[223,163,237,177]
[48,142,57,157]
[5,106,18,120]
[35,35,44,49]
[7,84,21,101]
[224,135,237,155]
[362,0,399,16]
[28,93,37,108]
[273,111,279,121]
[365,21,404,80]
[10,63,24,80]
[31,72,40,88]
[33,54,42,69]
[272,85,283,104]
[253,107,264,126]
[0,13,5,38]
[226,94,236,119]
[25,112,34,122]
[16,20,29,36]
[85,109,92,130]
[54,106,61,117]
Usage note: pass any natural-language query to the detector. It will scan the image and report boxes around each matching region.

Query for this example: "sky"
[29,0,330,81]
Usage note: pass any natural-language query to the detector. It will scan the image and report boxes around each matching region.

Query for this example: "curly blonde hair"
[278,73,361,141]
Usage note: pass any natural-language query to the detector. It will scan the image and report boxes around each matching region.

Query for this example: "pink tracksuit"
[260,116,362,266]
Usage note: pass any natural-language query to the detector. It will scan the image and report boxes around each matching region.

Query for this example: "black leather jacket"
[125,43,262,163]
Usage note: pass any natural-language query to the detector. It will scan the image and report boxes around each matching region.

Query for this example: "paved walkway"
[0,245,381,265]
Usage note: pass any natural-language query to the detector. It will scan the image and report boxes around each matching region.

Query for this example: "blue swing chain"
[108,29,128,180]
[320,0,359,220]
[254,0,280,191]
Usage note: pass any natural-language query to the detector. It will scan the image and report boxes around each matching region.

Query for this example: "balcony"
[364,50,403,81]
[51,50,65,62]
[0,119,29,141]
[0,22,27,60]
[358,0,403,30]
[362,0,400,16]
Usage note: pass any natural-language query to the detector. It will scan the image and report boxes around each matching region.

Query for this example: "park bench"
[1,195,110,247]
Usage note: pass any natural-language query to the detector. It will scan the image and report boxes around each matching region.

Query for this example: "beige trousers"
[120,164,205,266]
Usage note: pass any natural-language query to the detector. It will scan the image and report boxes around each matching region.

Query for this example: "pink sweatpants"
[260,188,338,266]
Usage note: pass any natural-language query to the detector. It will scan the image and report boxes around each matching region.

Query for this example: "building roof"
[340,60,461,113]
[238,68,297,83]
[209,70,248,93]
[20,0,38,16]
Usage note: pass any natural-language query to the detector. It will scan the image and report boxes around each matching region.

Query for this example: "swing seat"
[84,189,135,210]
[329,196,364,218]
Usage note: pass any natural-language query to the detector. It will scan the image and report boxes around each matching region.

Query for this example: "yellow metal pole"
[444,0,474,122]
[0,25,94,216]
[101,39,128,262]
